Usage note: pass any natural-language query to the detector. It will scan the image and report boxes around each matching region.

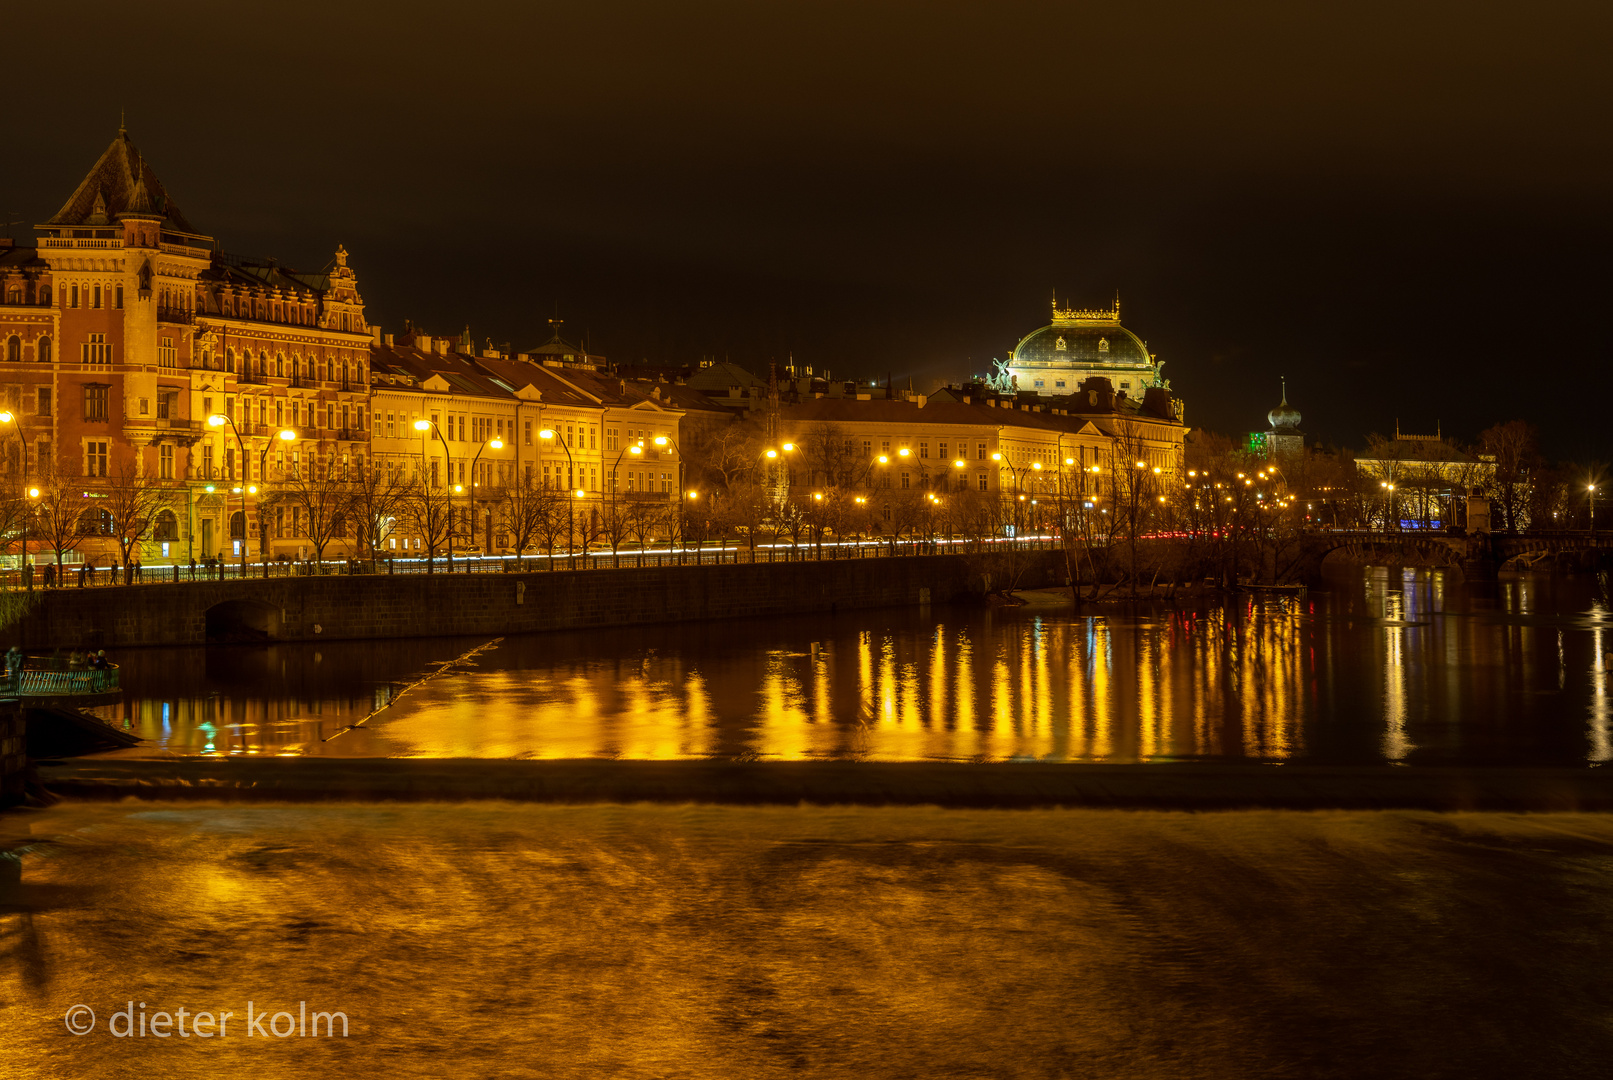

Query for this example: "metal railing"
[1,661,120,696]
[0,536,1061,589]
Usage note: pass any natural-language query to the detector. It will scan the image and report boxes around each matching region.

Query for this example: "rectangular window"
[276,399,284,427]
[159,444,174,479]
[524,420,532,446]
[70,285,79,309]
[81,334,111,367]
[919,442,929,459]
[589,427,597,450]
[36,388,50,417]
[87,440,108,477]
[356,406,364,432]
[92,285,101,309]
[202,444,213,477]
[114,285,123,309]
[138,397,149,416]
[606,427,618,451]
[158,336,176,368]
[900,472,910,489]
[938,442,948,460]
[880,440,890,454]
[977,442,987,460]
[83,385,108,421]
[863,441,872,458]
[34,437,49,475]
[327,403,335,429]
[978,473,988,491]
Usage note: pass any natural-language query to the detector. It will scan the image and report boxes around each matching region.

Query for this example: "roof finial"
[1280,376,1287,405]
[119,108,125,134]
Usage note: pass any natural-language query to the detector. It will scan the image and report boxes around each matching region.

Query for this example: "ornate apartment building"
[0,128,374,563]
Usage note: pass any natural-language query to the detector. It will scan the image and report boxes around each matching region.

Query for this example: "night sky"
[8,2,1610,458]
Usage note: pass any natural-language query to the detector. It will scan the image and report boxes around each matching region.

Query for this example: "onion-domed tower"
[1266,379,1303,462]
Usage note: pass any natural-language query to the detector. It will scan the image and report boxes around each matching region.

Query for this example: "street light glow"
[489,438,504,450]
[414,419,431,432]
[539,428,556,440]
[278,428,296,441]
[208,414,227,427]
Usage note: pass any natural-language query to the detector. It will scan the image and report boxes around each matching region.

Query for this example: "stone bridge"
[1280,530,1613,583]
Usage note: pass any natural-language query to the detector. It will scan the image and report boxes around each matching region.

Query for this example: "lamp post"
[1589,483,1598,538]
[206,413,248,576]
[538,427,579,559]
[253,428,297,577]
[611,440,645,516]
[467,437,504,560]
[413,418,454,572]
[0,412,32,588]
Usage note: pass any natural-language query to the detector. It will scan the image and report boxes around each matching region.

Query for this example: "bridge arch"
[205,599,282,643]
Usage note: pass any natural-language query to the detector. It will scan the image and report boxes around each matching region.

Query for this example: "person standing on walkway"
[77,561,87,588]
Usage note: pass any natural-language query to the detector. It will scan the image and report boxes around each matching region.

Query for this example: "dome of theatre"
[1011,300,1152,369]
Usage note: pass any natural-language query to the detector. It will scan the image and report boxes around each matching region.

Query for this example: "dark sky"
[9,1,1611,459]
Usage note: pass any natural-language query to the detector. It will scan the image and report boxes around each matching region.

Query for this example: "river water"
[7,803,1613,1078]
[85,567,1613,766]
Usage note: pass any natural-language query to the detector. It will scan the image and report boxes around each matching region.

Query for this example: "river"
[83,567,1613,766]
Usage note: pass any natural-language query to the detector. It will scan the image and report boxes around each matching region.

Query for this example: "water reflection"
[84,569,1613,766]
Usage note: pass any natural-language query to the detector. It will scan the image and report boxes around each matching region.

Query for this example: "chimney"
[371,326,383,345]
[915,395,927,408]
[417,334,432,352]
[384,333,394,347]
[434,339,448,356]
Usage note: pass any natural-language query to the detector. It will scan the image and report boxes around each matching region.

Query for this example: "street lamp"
[414,418,454,572]
[467,436,504,556]
[207,412,249,576]
[0,412,32,587]
[538,428,579,559]
[250,428,297,576]
[1589,483,1598,538]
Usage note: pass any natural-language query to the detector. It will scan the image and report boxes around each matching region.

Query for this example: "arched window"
[39,285,50,305]
[258,351,267,375]
[37,336,51,364]
[229,511,246,540]
[276,353,285,378]
[5,336,18,363]
[154,509,178,541]
[225,348,235,373]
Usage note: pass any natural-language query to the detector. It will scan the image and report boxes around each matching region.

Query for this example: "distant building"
[1250,381,1303,463]
[1354,424,1496,530]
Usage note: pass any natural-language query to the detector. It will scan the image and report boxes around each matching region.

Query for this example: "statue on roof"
[986,357,1015,394]
[1147,360,1171,391]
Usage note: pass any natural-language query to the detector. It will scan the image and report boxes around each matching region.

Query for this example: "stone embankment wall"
[11,552,1064,650]
[0,704,23,806]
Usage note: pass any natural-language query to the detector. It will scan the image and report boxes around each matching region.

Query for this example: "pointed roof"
[42,129,207,237]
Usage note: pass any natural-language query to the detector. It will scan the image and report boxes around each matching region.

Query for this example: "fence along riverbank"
[5,549,1066,649]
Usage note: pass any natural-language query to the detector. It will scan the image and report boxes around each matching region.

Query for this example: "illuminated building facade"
[0,127,374,564]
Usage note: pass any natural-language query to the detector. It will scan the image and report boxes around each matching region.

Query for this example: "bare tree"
[347,460,413,567]
[33,463,85,581]
[1480,420,1540,532]
[502,478,561,567]
[406,472,455,572]
[101,461,173,572]
[277,449,355,566]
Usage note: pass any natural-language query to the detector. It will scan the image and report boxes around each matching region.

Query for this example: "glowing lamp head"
[413,419,431,432]
[813,492,823,501]
[654,436,669,447]
[539,428,556,440]
[574,489,586,498]
[765,449,778,460]
[208,414,227,428]
[278,428,296,442]
[1064,458,1074,466]
[877,454,889,464]
[629,445,642,455]
[453,484,463,494]
[687,491,698,500]
[953,459,965,468]
[897,447,910,458]
[781,442,794,452]
[26,487,39,499]
[991,452,1001,461]
[489,438,504,450]
[0,411,13,425]
[1032,462,1042,470]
